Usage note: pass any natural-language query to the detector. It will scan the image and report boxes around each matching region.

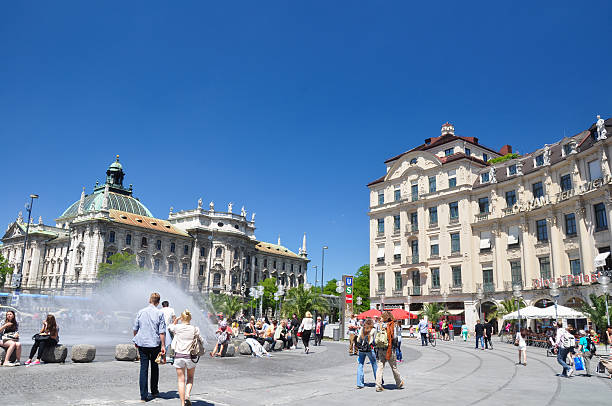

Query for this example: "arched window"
[213,273,221,286]
[215,247,223,258]
[200,247,206,257]
[156,240,162,250]
[109,231,115,243]
[141,237,147,247]
[138,256,145,268]
[154,259,160,271]
[126,234,132,245]
[263,259,268,267]
[181,263,188,275]
[168,262,174,273]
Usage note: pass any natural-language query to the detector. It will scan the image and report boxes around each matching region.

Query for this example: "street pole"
[312,265,318,291]
[15,194,38,292]
[206,234,214,292]
[321,246,328,293]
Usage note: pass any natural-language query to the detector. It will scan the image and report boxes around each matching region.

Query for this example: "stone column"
[492,226,503,290]
[576,205,593,274]
[549,211,564,279]
[189,238,199,292]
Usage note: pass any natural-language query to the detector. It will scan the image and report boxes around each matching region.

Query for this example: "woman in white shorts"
[169,310,200,406]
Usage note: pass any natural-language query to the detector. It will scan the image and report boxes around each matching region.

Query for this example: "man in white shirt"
[418,318,429,346]
[161,301,176,361]
[348,314,358,355]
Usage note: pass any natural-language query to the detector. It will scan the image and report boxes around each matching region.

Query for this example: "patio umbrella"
[357,309,382,319]
[390,308,418,320]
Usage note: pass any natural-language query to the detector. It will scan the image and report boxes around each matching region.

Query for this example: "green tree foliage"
[423,303,444,323]
[323,278,340,296]
[353,265,370,314]
[211,293,244,319]
[257,277,278,314]
[488,153,521,164]
[282,284,329,318]
[581,293,610,336]
[97,252,143,283]
[0,253,14,286]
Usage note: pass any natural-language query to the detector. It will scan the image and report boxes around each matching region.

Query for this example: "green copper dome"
[59,190,152,219]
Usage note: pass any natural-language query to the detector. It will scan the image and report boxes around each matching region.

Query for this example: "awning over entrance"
[594,252,610,268]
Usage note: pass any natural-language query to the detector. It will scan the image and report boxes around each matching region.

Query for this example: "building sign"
[343,274,354,316]
[504,175,612,217]
[533,271,602,289]
[556,175,612,203]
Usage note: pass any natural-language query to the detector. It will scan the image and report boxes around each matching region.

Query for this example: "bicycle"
[428,331,437,347]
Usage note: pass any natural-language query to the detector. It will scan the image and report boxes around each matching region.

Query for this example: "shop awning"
[594,252,610,268]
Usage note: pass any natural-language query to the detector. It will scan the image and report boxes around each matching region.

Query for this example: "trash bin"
[333,328,340,341]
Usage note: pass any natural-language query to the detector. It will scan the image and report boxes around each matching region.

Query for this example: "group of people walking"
[353,311,404,391]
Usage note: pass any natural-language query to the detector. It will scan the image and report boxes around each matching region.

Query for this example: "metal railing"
[475,212,490,222]
[483,282,495,293]
[411,255,420,264]
[411,286,422,295]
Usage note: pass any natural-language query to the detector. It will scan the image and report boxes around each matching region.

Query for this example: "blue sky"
[1,2,611,285]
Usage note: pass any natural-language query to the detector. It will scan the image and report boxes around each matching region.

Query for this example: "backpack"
[587,336,597,354]
[375,329,388,348]
[561,333,575,349]
[356,335,372,352]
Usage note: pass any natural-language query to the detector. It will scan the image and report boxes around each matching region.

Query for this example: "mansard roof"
[255,241,306,260]
[108,210,190,237]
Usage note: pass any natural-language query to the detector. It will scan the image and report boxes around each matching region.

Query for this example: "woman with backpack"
[355,319,377,389]
[374,311,404,392]
[169,310,201,406]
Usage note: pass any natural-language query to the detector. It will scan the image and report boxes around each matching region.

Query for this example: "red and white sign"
[345,294,353,303]
[533,271,602,289]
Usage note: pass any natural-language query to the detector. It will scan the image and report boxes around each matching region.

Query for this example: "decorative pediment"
[385,152,442,182]
[2,222,24,241]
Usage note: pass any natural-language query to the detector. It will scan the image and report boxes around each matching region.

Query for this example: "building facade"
[1,157,309,296]
[368,116,612,329]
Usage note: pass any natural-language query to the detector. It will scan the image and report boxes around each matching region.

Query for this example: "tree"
[0,253,13,287]
[353,265,370,314]
[211,293,244,320]
[257,277,278,314]
[581,293,610,338]
[323,278,340,296]
[423,303,444,323]
[282,284,329,318]
[97,252,143,283]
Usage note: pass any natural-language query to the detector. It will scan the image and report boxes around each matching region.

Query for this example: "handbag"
[573,356,585,371]
[154,352,165,364]
[2,332,19,342]
[32,333,51,342]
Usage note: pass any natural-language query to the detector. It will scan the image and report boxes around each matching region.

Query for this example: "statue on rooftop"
[597,115,608,140]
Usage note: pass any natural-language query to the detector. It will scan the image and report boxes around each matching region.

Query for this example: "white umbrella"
[533,305,586,319]
[502,306,542,320]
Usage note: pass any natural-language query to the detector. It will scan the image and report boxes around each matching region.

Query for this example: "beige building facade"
[368,117,612,330]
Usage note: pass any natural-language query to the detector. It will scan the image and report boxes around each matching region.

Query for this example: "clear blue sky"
[1,2,611,285]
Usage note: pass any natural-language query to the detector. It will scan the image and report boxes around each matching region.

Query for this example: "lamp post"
[513,285,523,331]
[550,282,560,322]
[14,194,38,292]
[311,265,318,291]
[321,246,328,293]
[598,275,610,326]
[206,234,214,292]
[476,288,484,322]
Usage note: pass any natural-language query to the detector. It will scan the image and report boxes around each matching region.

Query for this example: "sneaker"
[3,362,16,367]
[568,368,574,377]
[356,386,364,389]
[185,400,192,406]
[24,360,32,366]
[376,387,384,392]
[397,380,404,389]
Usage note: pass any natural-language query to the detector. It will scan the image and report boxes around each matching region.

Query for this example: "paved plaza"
[2,337,611,405]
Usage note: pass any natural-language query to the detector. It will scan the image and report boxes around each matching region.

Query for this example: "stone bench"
[41,345,68,363]
[274,340,284,351]
[115,344,138,361]
[238,341,252,355]
[71,344,96,363]
[0,347,18,364]
[221,343,236,357]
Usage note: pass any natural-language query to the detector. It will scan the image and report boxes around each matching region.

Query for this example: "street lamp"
[550,282,560,321]
[321,246,328,293]
[513,285,523,331]
[206,234,214,292]
[598,275,610,326]
[14,194,38,292]
[476,288,484,321]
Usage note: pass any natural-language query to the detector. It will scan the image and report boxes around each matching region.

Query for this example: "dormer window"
[410,158,418,165]
[465,148,471,156]
[483,153,489,162]
[444,147,454,156]
[507,164,517,176]
[535,154,544,167]
[481,172,490,183]
[562,144,572,156]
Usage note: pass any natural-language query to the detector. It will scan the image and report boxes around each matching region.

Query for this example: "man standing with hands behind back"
[133,292,167,402]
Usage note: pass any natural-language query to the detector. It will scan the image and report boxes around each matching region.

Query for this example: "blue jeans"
[420,333,428,346]
[557,347,571,375]
[138,346,160,400]
[475,335,484,348]
[396,343,402,361]
[357,349,378,387]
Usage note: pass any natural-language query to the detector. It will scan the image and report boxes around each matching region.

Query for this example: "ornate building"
[1,157,309,296]
[368,116,611,329]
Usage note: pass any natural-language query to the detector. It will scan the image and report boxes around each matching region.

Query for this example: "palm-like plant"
[493,298,526,319]
[282,284,329,318]
[581,293,610,334]
[423,303,444,323]
[211,293,244,319]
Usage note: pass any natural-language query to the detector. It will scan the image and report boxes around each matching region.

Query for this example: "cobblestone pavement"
[2,338,611,405]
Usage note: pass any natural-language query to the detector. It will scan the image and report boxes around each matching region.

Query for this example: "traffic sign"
[346,276,353,287]
[346,286,353,295]
[345,294,353,303]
